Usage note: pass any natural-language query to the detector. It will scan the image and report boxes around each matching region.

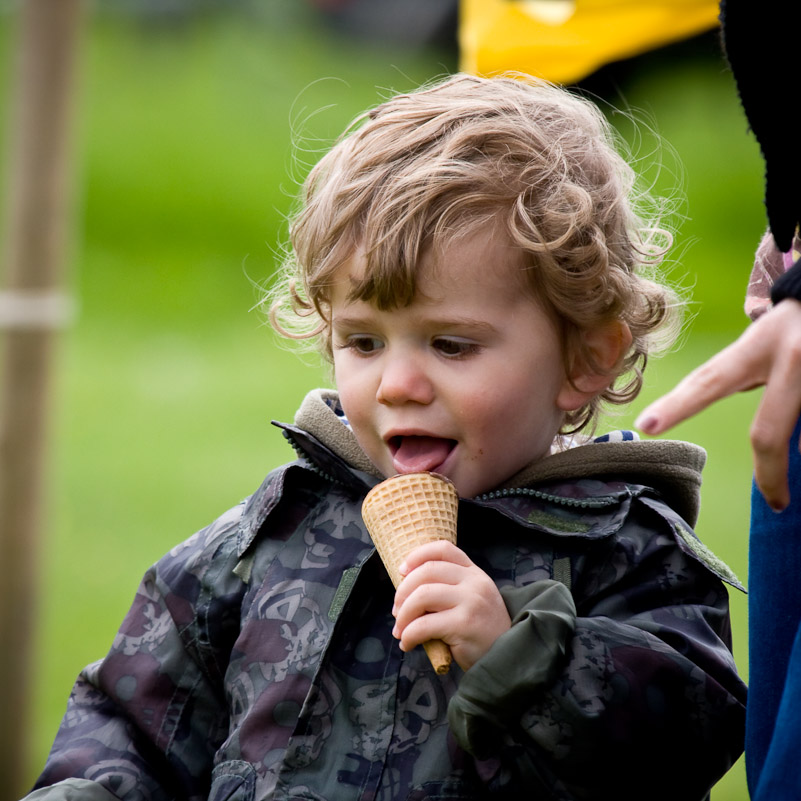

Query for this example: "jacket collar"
[273,388,705,526]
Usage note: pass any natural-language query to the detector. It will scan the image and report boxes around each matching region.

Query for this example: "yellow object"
[460,0,720,84]
[362,472,459,674]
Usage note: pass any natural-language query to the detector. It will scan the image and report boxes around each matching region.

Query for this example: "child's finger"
[393,582,455,641]
[398,540,471,578]
[396,608,458,654]
[392,561,466,614]
[393,565,504,637]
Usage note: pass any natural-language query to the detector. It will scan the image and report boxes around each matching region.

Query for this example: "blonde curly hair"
[270,73,683,433]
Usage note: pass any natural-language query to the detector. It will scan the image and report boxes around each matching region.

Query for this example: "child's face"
[330,225,581,498]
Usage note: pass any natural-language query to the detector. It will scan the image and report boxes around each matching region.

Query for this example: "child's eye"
[432,338,480,358]
[340,335,383,355]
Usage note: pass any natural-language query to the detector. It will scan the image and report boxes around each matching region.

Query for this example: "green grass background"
[0,7,769,798]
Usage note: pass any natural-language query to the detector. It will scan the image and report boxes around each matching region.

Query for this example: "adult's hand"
[635,298,801,511]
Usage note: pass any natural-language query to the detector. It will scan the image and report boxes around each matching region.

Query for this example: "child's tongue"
[391,436,453,474]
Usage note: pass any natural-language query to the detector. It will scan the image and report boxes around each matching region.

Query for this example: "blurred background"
[0,1,766,798]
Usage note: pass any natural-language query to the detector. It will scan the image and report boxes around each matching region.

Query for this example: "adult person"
[635,2,801,797]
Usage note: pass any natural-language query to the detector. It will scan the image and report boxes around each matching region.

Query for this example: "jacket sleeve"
[26,503,248,801]
[448,498,747,801]
[770,257,801,306]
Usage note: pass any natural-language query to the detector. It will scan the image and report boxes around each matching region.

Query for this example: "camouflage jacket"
[29,389,746,801]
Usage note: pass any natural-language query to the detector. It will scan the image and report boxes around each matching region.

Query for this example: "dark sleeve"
[720,0,801,253]
[448,500,746,801]
[771,258,801,305]
[448,580,576,756]
[28,504,248,801]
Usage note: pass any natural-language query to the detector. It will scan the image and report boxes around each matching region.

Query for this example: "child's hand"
[391,541,511,671]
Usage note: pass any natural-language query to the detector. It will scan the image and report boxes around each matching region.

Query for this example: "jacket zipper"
[282,429,342,486]
[473,486,627,509]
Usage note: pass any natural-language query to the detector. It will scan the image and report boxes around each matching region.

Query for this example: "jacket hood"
[278,388,706,527]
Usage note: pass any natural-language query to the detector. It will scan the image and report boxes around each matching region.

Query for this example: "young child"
[27,74,745,801]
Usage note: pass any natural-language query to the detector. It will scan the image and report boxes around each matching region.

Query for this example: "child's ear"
[556,321,633,411]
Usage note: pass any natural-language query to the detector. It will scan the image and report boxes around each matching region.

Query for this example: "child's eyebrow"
[430,317,499,335]
[332,313,499,335]
[330,314,376,331]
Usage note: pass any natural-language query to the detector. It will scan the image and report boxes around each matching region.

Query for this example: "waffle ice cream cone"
[361,472,459,674]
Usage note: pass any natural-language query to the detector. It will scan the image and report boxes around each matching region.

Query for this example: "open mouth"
[388,435,457,474]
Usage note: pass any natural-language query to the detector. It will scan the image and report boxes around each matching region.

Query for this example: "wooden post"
[0,0,84,797]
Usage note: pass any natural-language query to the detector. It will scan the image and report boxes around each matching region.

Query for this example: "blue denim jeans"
[747,416,801,799]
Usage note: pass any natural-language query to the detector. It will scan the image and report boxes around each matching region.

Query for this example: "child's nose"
[376,352,435,406]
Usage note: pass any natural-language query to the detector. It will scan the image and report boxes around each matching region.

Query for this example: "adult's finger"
[749,351,801,509]
[635,303,801,434]
[635,335,763,435]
